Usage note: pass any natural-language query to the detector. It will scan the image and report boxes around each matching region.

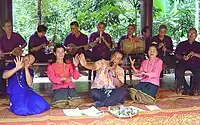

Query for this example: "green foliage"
[13,0,141,43]
[13,0,37,41]
[153,0,196,43]
[13,0,196,46]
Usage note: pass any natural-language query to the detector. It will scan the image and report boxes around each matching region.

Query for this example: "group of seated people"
[0,20,200,116]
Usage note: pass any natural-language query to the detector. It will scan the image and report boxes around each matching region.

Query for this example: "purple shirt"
[29,32,49,53]
[0,32,26,53]
[89,32,112,60]
[144,37,152,54]
[63,32,88,54]
[152,35,173,57]
[175,40,200,68]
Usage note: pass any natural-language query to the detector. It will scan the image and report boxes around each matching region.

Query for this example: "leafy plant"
[153,0,195,45]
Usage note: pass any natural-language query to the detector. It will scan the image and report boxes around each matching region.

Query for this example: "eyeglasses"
[188,33,197,35]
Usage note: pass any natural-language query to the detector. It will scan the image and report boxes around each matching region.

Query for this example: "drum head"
[121,39,145,55]
[122,39,134,55]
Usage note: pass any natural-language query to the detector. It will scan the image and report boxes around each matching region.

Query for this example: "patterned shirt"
[91,59,124,89]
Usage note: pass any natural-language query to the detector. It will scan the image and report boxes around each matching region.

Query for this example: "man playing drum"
[118,24,145,66]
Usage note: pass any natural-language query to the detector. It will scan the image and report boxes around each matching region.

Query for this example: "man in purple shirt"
[118,24,145,65]
[118,24,137,48]
[89,22,112,61]
[29,25,55,62]
[152,25,175,68]
[89,22,112,80]
[63,21,91,59]
[0,20,27,59]
[175,28,200,96]
[141,26,152,54]
[0,20,27,96]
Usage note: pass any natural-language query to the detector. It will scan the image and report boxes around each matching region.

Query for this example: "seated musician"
[141,26,152,54]
[152,25,175,68]
[0,20,27,96]
[63,21,91,59]
[118,24,145,65]
[47,45,81,108]
[29,25,56,62]
[0,20,27,58]
[2,54,50,116]
[129,45,163,104]
[78,50,126,107]
[175,28,200,96]
[89,22,112,61]
[89,22,113,80]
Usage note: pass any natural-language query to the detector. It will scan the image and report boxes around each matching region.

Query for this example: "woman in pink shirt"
[129,45,163,104]
[47,44,80,108]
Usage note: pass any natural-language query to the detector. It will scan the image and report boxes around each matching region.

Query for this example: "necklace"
[16,70,24,88]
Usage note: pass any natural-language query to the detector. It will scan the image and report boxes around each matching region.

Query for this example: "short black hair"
[98,22,107,27]
[188,27,197,34]
[2,20,11,27]
[159,24,167,31]
[70,21,79,27]
[24,53,36,63]
[112,49,124,59]
[128,24,136,29]
[37,25,47,32]
[142,26,150,35]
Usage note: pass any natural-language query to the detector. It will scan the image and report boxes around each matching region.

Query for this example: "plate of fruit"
[108,105,138,118]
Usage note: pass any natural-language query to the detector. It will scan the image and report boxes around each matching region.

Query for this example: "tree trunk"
[37,0,42,25]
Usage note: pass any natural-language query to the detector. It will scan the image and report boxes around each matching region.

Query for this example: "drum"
[121,38,145,55]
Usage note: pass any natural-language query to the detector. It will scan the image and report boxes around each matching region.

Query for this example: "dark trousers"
[134,82,158,98]
[91,87,127,107]
[175,64,200,93]
[31,52,53,62]
[0,60,6,95]
[159,55,176,68]
[52,88,78,102]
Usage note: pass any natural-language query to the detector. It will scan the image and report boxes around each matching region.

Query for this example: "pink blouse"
[47,60,80,90]
[134,57,163,86]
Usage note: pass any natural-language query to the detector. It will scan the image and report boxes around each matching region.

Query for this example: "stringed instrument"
[45,22,57,54]
[0,47,23,57]
[64,38,100,55]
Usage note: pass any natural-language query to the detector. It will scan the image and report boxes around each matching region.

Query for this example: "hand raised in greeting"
[14,56,24,71]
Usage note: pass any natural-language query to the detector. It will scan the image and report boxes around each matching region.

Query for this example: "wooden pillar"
[140,0,153,36]
[0,0,12,35]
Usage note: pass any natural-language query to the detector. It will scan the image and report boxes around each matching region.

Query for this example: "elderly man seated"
[78,50,127,107]
[175,28,200,96]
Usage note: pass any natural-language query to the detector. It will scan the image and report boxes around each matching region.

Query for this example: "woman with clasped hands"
[47,44,81,108]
